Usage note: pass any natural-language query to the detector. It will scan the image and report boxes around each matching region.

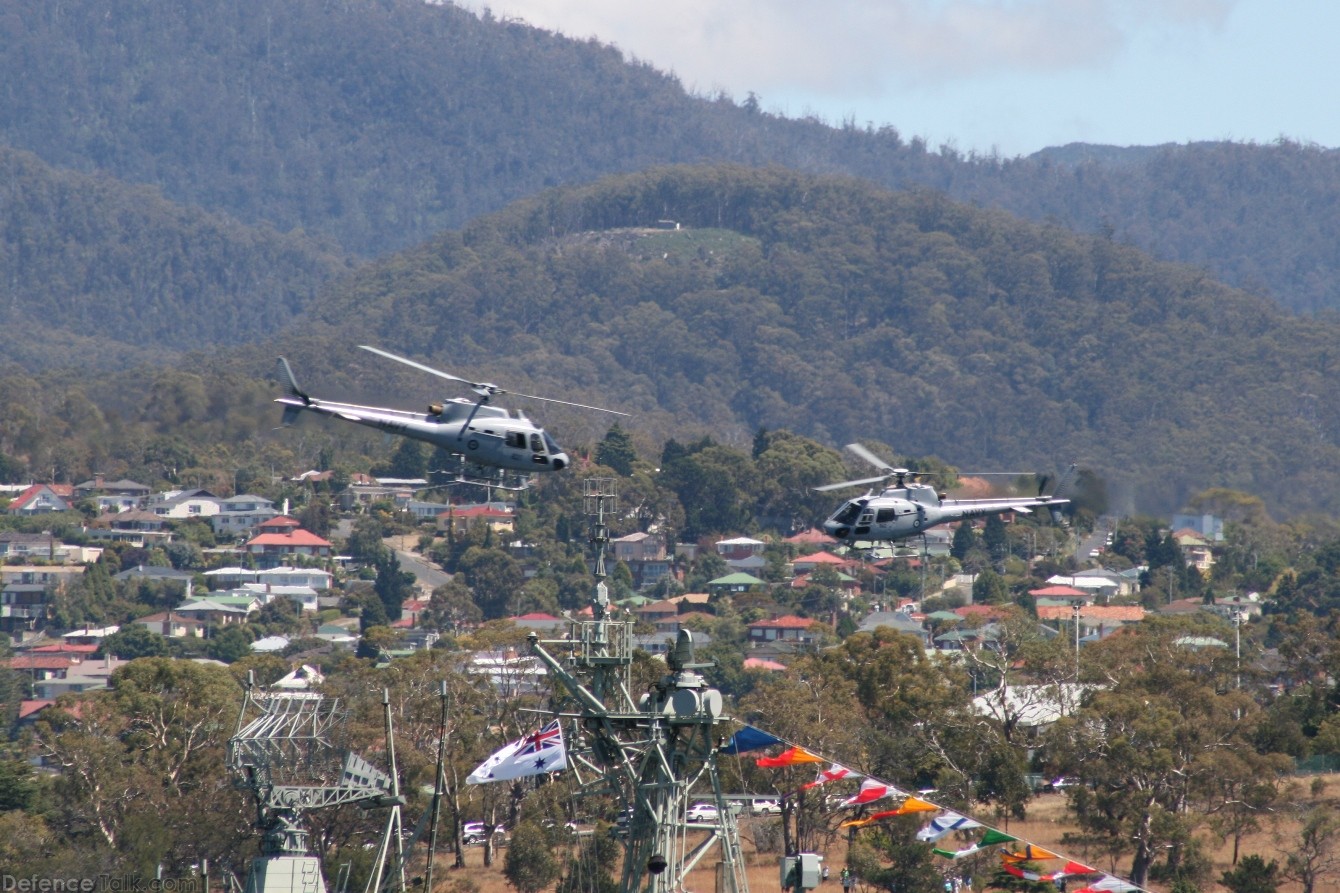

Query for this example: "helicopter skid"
[436,461,535,492]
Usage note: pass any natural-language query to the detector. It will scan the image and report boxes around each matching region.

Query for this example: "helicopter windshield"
[832,501,863,526]
[543,431,562,456]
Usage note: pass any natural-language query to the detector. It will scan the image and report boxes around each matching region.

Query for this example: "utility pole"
[1234,610,1244,690]
[426,680,449,893]
[1072,602,1081,680]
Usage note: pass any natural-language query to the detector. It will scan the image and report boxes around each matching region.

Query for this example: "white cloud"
[450,0,1237,100]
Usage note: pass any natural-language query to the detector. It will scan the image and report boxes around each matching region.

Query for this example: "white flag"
[467,720,568,784]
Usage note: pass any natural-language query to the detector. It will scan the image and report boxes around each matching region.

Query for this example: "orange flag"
[1002,845,1060,863]
[756,746,824,768]
[838,796,940,828]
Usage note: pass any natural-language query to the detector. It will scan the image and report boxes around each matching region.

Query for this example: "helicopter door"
[854,509,875,537]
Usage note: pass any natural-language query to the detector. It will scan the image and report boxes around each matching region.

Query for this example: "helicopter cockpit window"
[543,432,562,455]
[833,502,862,525]
[530,433,544,453]
[876,508,897,523]
[507,432,526,449]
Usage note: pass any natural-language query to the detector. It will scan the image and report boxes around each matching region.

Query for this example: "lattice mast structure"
[528,478,749,893]
[227,675,407,893]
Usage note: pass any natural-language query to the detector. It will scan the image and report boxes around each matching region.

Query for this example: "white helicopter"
[817,444,1070,545]
[275,346,627,488]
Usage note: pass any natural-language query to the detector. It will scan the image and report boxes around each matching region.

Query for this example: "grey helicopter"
[818,443,1071,545]
[275,346,626,489]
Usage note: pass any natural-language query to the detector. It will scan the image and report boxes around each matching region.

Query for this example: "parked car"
[750,799,781,816]
[462,822,506,845]
[685,802,719,822]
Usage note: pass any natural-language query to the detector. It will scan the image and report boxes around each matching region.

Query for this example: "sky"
[449,0,1340,158]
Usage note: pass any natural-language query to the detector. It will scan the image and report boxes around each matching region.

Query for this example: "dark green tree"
[595,424,637,476]
[100,625,171,660]
[951,523,978,562]
[374,551,414,622]
[503,820,560,893]
[1220,854,1279,893]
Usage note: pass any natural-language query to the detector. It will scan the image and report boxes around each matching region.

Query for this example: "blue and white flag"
[467,720,568,784]
[916,810,982,842]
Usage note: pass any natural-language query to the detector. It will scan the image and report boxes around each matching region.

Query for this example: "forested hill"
[5,1,1340,315]
[256,165,1340,518]
[0,146,347,367]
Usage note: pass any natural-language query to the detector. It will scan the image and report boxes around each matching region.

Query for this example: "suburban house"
[244,517,333,568]
[6,484,74,515]
[147,488,222,518]
[634,600,681,633]
[436,503,515,535]
[74,476,151,500]
[1173,529,1215,573]
[134,611,206,639]
[707,572,766,596]
[0,566,88,634]
[715,536,767,562]
[210,494,279,537]
[613,532,667,562]
[856,611,932,646]
[84,509,175,547]
[234,582,320,613]
[173,596,259,626]
[609,532,673,590]
[746,615,822,647]
[0,532,100,563]
[790,551,851,575]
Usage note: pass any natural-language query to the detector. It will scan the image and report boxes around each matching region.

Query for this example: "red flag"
[755,746,824,768]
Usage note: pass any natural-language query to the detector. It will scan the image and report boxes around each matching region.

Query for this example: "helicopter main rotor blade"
[360,344,629,416]
[504,390,629,415]
[360,345,489,391]
[845,442,898,474]
[813,474,893,492]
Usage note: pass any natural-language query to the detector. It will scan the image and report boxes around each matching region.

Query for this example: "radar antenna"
[227,670,407,893]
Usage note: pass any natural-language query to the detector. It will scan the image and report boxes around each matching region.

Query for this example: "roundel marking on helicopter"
[467,439,479,450]
[912,517,922,529]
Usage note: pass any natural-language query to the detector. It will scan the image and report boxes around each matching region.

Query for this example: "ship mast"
[528,478,749,893]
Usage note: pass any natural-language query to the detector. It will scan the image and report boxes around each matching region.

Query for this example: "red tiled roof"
[246,530,333,547]
[954,605,1012,619]
[784,528,837,544]
[793,551,848,565]
[1038,605,1146,623]
[9,655,74,670]
[743,657,788,671]
[17,700,53,719]
[511,612,561,622]
[29,643,99,654]
[1029,585,1088,597]
[748,615,818,630]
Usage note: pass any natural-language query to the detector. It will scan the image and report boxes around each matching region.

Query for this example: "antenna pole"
[425,680,450,893]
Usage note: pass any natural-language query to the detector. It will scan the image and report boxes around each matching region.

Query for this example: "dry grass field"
[407,777,1340,893]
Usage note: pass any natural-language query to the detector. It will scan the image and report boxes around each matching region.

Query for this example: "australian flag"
[467,720,568,784]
